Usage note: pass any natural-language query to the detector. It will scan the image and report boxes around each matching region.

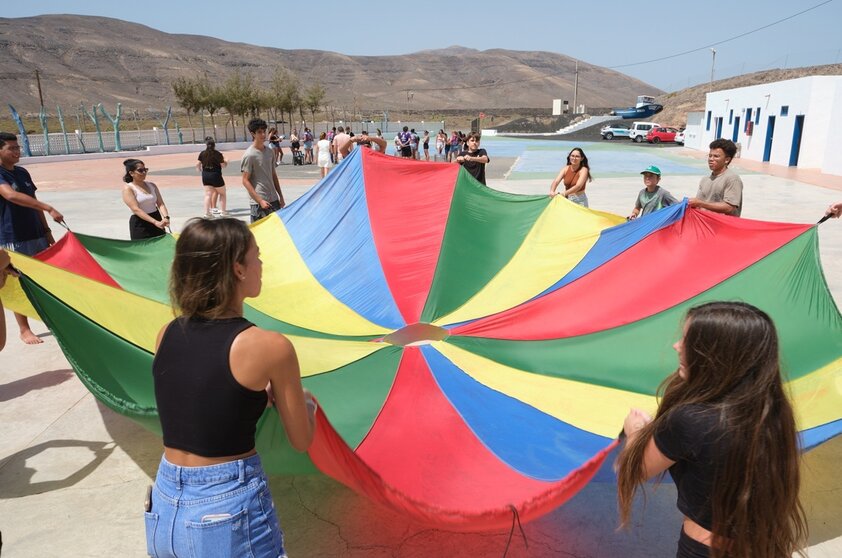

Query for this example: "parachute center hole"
[381,323,449,346]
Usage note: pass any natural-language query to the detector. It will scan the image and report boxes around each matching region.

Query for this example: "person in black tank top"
[615,302,806,558]
[146,218,315,558]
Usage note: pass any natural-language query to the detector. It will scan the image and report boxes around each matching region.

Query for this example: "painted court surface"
[1,138,840,557]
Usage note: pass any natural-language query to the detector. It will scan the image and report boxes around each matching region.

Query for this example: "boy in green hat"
[628,165,678,219]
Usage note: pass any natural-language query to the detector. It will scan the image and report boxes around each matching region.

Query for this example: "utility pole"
[572,60,579,115]
[709,49,717,93]
[35,70,45,107]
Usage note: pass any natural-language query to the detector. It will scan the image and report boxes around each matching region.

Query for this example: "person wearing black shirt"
[196,137,228,217]
[616,301,806,558]
[148,218,316,558]
[455,132,490,185]
[0,132,64,345]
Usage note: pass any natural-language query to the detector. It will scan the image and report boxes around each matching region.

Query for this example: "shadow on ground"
[0,439,115,498]
[96,400,162,479]
[0,368,74,403]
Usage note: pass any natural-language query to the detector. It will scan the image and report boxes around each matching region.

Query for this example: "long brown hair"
[169,218,253,318]
[616,301,807,558]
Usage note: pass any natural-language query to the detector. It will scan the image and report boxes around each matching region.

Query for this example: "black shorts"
[676,528,711,558]
[129,211,166,240]
[400,146,412,157]
[201,170,225,187]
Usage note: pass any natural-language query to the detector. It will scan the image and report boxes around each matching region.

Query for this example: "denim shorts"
[144,454,286,558]
[567,192,589,207]
[2,236,49,256]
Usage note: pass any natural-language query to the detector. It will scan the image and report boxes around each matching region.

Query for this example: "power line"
[403,0,835,94]
[607,0,834,69]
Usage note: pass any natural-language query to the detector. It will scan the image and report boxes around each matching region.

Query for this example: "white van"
[629,122,660,143]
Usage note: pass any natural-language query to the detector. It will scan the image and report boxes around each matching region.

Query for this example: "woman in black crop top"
[146,218,315,558]
[616,302,806,558]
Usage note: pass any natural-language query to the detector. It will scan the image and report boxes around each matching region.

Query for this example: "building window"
[781,105,789,116]
[746,108,753,123]
[755,108,761,124]
[706,111,712,131]
[729,109,733,124]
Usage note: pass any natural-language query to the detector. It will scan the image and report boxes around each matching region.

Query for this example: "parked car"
[675,129,685,145]
[629,121,660,143]
[600,124,631,140]
[646,126,679,144]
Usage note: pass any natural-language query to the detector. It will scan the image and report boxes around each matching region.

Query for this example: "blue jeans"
[144,454,286,558]
[249,200,283,223]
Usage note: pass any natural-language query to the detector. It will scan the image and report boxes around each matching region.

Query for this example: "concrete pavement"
[1,142,840,557]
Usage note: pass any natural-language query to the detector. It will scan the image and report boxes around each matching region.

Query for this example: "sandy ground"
[1,143,840,557]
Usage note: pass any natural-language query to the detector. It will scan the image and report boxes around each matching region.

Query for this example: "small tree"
[196,76,221,138]
[304,84,326,134]
[270,68,291,134]
[284,78,301,135]
[221,71,254,142]
[172,77,199,143]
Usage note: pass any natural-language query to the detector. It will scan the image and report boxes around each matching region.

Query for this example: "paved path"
[1,141,840,557]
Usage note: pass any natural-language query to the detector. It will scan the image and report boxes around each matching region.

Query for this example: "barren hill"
[655,64,842,127]
[0,14,661,114]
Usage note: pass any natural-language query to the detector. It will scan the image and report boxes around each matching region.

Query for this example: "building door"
[763,116,775,162]
[714,117,723,139]
[789,115,804,167]
[732,116,740,142]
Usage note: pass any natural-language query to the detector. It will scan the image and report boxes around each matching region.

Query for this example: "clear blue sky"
[5,0,841,93]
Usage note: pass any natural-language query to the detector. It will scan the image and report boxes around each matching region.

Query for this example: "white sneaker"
[211,208,221,215]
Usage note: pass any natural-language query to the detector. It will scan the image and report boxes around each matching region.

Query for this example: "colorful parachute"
[3,148,841,531]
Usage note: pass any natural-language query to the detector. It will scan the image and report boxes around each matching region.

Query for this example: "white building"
[684,76,842,176]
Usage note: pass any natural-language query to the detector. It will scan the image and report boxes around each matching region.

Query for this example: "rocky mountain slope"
[0,15,661,113]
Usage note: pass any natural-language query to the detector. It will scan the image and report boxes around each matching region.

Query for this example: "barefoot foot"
[20,329,44,345]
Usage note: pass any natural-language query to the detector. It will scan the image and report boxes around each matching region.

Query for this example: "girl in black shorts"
[196,137,228,217]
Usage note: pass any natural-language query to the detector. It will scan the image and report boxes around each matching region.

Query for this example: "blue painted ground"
[480,136,710,179]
